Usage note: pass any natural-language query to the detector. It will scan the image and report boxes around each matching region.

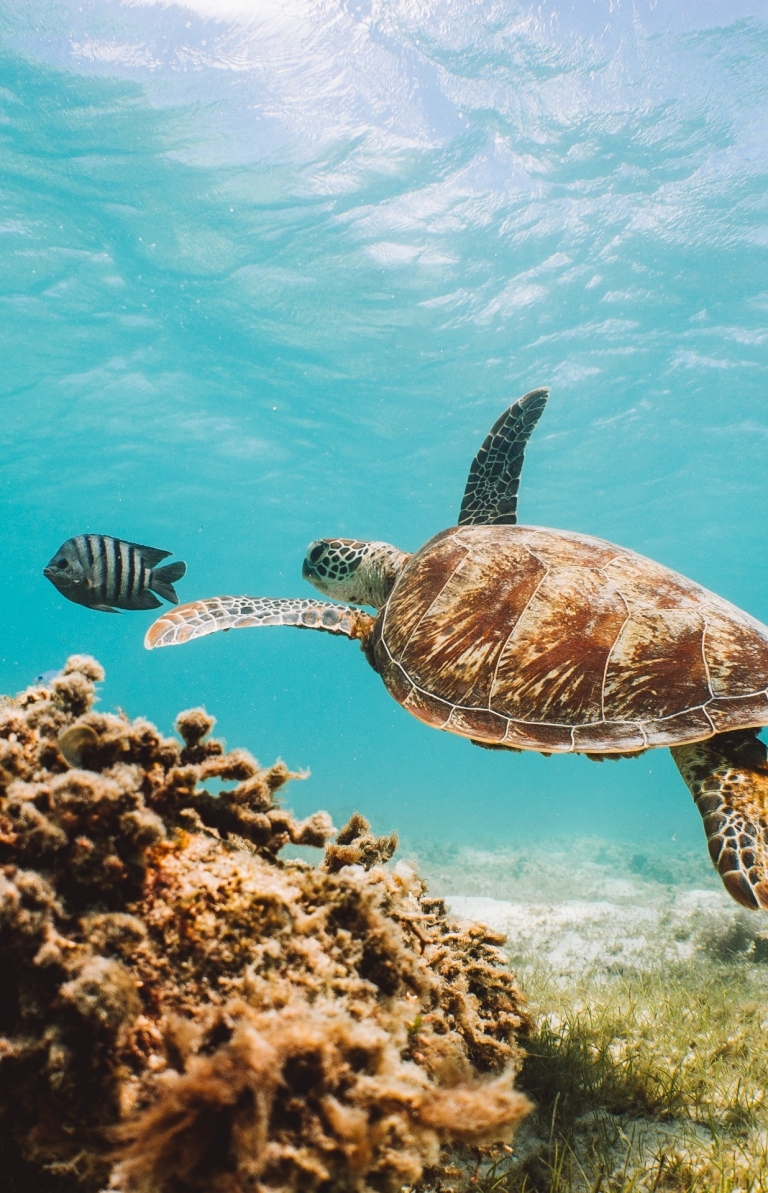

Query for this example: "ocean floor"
[413,836,764,982]
[407,838,768,1192]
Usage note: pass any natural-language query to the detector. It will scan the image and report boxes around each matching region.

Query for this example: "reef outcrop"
[0,657,530,1193]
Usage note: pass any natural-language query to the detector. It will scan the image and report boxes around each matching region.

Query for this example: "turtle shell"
[370,524,768,754]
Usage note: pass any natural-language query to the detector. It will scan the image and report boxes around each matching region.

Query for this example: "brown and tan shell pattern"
[370,525,768,755]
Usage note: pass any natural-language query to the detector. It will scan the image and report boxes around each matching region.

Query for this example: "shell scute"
[571,721,646,753]
[391,536,545,707]
[490,567,627,723]
[603,609,709,722]
[603,553,704,610]
[509,527,619,570]
[403,686,452,729]
[446,706,509,742]
[707,692,768,732]
[375,653,413,707]
[703,602,768,698]
[383,531,468,659]
[503,720,573,752]
[642,707,715,748]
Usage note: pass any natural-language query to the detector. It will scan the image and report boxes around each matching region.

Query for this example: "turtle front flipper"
[672,730,768,911]
[144,596,375,650]
[458,388,549,527]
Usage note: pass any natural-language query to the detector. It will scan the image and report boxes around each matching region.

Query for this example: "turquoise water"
[2,0,767,853]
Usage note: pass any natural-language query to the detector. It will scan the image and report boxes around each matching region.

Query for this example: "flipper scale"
[458,388,548,527]
[144,597,375,650]
[672,731,768,910]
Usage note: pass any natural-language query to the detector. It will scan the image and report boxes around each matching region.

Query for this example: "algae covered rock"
[0,658,530,1193]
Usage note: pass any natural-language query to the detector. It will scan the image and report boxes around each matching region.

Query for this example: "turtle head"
[302,538,411,609]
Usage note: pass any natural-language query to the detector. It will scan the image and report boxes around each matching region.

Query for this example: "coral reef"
[0,658,530,1193]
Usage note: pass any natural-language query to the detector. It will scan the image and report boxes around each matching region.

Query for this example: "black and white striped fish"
[44,535,186,613]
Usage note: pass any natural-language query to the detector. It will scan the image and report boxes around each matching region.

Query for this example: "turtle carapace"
[145,390,768,913]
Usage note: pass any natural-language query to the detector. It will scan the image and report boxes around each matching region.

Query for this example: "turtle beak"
[302,558,313,580]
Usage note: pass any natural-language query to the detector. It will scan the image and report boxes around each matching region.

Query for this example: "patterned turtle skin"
[370,524,768,754]
[144,389,768,912]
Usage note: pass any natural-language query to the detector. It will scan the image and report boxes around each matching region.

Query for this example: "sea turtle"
[145,391,768,911]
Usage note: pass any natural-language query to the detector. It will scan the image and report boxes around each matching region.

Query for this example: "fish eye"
[56,559,69,569]
[309,544,325,564]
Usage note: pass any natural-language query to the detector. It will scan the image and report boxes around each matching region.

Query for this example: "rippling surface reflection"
[1,0,767,850]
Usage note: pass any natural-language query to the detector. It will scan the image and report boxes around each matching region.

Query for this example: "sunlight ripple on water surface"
[1,0,767,854]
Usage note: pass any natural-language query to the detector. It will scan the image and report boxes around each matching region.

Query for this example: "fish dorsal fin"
[130,543,172,568]
[458,388,549,526]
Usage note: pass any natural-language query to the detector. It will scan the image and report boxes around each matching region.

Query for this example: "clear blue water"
[2,0,767,855]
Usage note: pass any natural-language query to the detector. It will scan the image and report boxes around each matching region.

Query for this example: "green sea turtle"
[145,391,768,911]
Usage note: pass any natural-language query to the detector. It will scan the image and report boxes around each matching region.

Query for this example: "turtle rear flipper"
[145,596,375,650]
[672,731,768,910]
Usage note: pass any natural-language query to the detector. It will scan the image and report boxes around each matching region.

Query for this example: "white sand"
[446,886,754,982]
[409,835,768,981]
[410,838,768,1190]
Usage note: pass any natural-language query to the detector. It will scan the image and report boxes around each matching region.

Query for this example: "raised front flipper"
[672,730,768,910]
[144,596,375,650]
[458,388,549,527]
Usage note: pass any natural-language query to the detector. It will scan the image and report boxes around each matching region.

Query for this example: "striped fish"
[44,535,186,613]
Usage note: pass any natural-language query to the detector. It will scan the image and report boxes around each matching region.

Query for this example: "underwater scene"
[2,1,768,1190]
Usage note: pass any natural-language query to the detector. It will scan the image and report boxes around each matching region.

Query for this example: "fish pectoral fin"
[91,604,122,614]
[132,590,163,610]
[672,730,768,911]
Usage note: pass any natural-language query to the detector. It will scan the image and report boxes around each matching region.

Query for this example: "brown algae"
[0,657,530,1193]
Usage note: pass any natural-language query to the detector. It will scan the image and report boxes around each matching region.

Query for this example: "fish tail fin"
[149,560,187,605]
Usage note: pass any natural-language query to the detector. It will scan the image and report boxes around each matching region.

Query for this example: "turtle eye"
[309,544,325,564]
[56,559,69,569]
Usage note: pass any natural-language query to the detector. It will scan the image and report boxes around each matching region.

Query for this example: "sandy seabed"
[405,837,768,1192]
[415,836,751,981]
